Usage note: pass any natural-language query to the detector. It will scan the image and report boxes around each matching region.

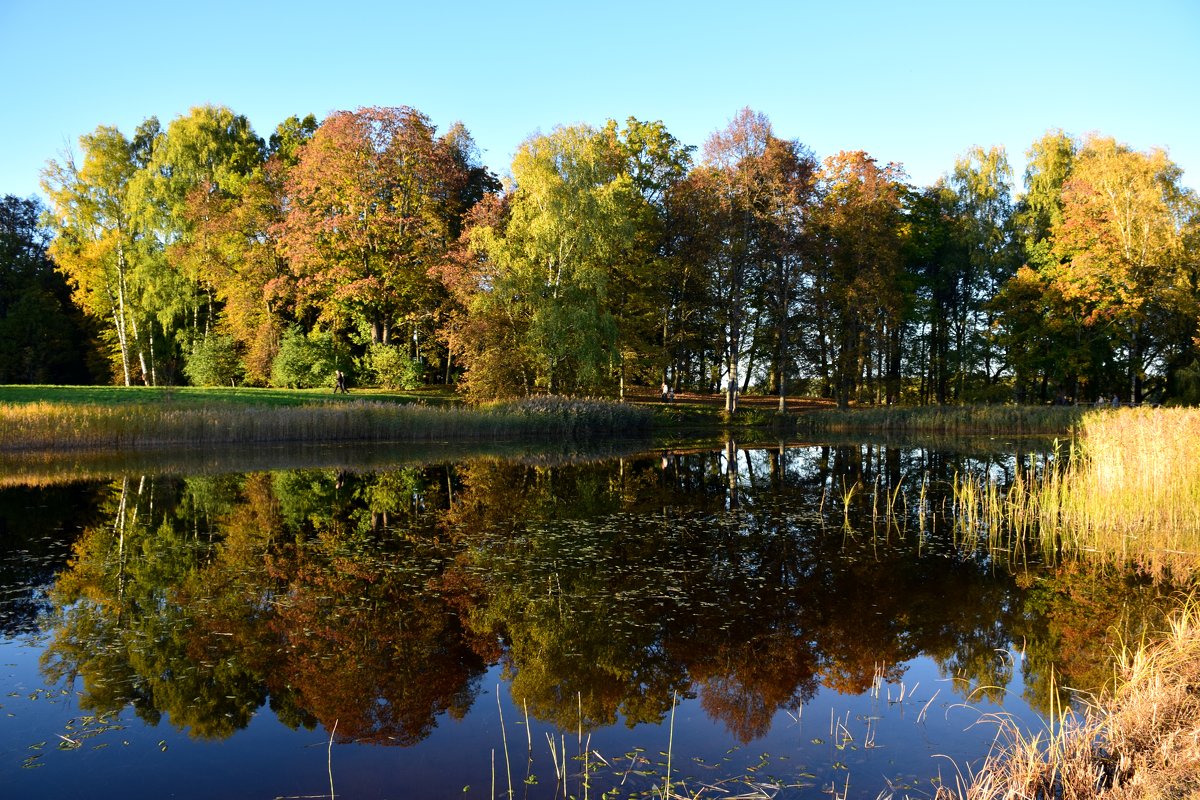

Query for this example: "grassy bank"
[0,385,828,449]
[953,407,1200,577]
[0,393,651,451]
[939,597,1200,800]
[801,403,1085,435]
[0,384,459,407]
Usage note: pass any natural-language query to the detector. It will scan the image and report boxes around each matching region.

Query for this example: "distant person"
[661,381,669,402]
[334,370,348,394]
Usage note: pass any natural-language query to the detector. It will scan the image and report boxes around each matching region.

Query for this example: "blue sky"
[2,0,1197,201]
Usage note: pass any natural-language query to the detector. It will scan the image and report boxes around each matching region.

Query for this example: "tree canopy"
[25,104,1200,406]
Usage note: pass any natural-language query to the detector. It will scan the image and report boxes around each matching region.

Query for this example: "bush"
[363,343,423,389]
[184,334,243,387]
[1174,360,1200,405]
[270,328,340,389]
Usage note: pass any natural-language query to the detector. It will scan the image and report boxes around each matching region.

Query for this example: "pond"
[0,438,1188,800]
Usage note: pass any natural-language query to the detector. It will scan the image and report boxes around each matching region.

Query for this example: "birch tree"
[43,126,157,384]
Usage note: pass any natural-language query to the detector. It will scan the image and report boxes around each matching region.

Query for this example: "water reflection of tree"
[1013,561,1179,714]
[0,481,106,635]
[444,451,1031,741]
[43,476,266,737]
[31,443,1188,748]
[41,468,486,744]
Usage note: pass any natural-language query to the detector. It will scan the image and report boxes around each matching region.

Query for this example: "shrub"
[270,328,340,389]
[363,343,423,389]
[184,334,242,387]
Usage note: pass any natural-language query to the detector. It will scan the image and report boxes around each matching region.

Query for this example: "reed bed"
[952,408,1200,577]
[0,396,652,452]
[802,404,1085,435]
[937,596,1200,800]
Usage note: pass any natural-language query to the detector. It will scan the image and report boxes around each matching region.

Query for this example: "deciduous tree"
[280,106,467,350]
[43,126,161,384]
[809,151,907,407]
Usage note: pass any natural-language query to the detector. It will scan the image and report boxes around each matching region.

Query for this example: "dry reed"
[801,404,1084,436]
[938,596,1200,800]
[953,408,1200,578]
[0,396,652,452]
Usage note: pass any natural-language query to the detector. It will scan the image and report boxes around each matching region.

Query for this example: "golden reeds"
[953,408,1200,577]
[0,396,652,451]
[941,596,1200,800]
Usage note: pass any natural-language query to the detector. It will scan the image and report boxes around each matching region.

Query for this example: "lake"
[0,438,1186,799]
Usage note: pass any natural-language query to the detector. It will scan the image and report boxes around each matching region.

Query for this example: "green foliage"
[363,343,423,389]
[28,105,1200,410]
[184,334,242,387]
[269,328,341,389]
[457,120,694,401]
[1175,361,1200,405]
[461,125,627,398]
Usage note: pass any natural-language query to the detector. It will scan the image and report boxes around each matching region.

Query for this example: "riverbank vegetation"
[938,597,1200,800]
[4,104,1194,412]
[799,403,1085,435]
[3,384,1100,450]
[0,393,651,451]
[952,407,1200,578]
[934,406,1200,796]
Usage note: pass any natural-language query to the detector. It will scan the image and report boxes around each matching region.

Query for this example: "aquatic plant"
[952,408,1200,577]
[0,395,653,451]
[937,596,1200,800]
[800,404,1085,436]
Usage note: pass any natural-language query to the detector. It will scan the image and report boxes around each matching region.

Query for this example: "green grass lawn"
[0,384,461,408]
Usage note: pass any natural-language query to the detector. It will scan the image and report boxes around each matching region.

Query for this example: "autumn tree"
[280,106,472,354]
[1051,136,1198,401]
[602,118,693,398]
[995,132,1199,402]
[176,115,316,384]
[134,105,265,374]
[43,125,163,384]
[990,131,1082,401]
[757,138,820,411]
[699,109,770,413]
[658,168,721,392]
[947,146,1016,399]
[456,122,668,399]
[807,151,907,407]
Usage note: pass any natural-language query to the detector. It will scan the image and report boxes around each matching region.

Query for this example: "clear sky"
[2,0,1198,201]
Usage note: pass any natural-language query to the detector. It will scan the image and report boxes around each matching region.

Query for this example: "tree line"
[3,104,1197,407]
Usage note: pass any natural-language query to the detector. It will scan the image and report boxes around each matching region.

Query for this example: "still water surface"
[0,439,1183,799]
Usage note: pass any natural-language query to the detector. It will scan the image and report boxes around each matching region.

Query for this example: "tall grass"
[938,596,1200,800]
[952,408,1200,577]
[802,404,1085,435]
[0,384,459,407]
[0,396,652,452]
